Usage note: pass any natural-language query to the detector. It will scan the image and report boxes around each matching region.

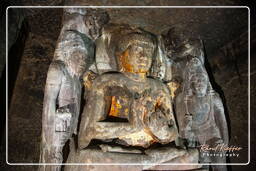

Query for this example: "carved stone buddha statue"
[78,30,178,149]
[64,26,200,171]
[39,8,230,171]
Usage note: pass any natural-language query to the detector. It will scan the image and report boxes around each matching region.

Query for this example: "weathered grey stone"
[38,8,109,171]
[162,28,229,171]
[64,147,200,171]
[4,2,252,171]
[99,144,142,154]
[79,27,178,149]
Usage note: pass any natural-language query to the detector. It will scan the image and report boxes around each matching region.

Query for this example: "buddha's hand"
[146,110,177,143]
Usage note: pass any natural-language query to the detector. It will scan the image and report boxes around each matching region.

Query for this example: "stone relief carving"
[40,8,229,171]
[78,28,178,149]
[65,24,200,171]
[39,8,109,171]
[162,27,229,171]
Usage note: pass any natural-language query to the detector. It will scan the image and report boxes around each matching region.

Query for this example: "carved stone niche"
[64,24,201,171]
[40,8,230,171]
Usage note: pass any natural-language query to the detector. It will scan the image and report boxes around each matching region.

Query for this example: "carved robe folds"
[79,73,178,148]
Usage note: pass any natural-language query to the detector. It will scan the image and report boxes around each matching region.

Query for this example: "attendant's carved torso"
[176,93,222,143]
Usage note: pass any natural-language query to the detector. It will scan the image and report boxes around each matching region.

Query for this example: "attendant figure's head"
[54,32,87,78]
[190,72,208,97]
[183,58,213,97]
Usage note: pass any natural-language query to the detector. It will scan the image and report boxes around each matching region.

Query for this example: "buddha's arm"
[78,75,135,148]
[91,87,136,136]
[78,87,105,148]
[158,87,179,140]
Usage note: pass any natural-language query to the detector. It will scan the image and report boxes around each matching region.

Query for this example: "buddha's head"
[116,32,157,73]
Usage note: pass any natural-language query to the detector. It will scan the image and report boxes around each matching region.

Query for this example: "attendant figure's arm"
[41,62,63,150]
[213,94,229,145]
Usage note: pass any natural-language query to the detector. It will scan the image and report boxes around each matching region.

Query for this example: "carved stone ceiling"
[16,0,250,57]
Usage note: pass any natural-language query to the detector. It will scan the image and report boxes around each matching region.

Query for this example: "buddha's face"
[190,73,208,97]
[120,42,154,73]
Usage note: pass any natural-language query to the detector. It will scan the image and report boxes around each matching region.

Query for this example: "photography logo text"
[199,143,242,158]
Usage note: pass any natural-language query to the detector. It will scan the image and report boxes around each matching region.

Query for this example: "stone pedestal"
[64,146,201,171]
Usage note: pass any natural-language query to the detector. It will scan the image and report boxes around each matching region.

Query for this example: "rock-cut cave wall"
[1,1,255,171]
